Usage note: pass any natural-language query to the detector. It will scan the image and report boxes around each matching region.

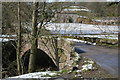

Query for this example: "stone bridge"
[21,36,73,70]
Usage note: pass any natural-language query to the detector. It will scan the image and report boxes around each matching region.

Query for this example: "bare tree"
[16,2,22,75]
[28,2,38,73]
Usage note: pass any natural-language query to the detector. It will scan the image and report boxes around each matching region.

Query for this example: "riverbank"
[62,36,118,48]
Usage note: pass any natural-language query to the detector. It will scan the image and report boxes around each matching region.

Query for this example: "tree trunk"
[16,2,21,75]
[54,37,59,70]
[28,2,38,73]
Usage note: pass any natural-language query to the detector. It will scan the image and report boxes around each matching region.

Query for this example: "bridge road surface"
[74,42,118,78]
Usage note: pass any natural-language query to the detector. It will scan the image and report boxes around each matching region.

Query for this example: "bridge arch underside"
[21,48,57,73]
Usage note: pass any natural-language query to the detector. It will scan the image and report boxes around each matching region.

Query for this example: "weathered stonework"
[21,36,73,70]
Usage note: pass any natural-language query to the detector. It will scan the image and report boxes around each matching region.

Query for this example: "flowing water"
[74,42,118,77]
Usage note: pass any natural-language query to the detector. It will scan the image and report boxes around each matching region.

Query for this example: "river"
[74,42,118,77]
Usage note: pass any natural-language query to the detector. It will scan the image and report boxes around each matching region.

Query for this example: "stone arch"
[21,38,72,71]
[21,43,31,58]
[21,48,57,73]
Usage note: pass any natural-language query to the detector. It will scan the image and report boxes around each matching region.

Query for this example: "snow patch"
[81,64,93,71]
[74,52,80,61]
[84,61,94,64]
[63,9,91,12]
[76,70,81,73]
[0,35,16,37]
[8,71,57,79]
[81,60,95,71]
[64,38,97,45]
[0,38,16,42]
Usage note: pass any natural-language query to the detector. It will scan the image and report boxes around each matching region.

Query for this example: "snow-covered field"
[46,23,118,34]
[46,23,118,39]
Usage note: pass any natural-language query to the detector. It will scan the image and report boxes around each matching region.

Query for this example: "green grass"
[60,69,71,74]
[73,71,78,74]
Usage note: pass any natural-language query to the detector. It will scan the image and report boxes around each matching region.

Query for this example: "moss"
[61,69,71,74]
[70,42,75,46]
[71,52,76,57]
[41,74,52,77]
[74,60,78,65]
[71,63,74,65]
[73,71,78,74]
[53,73,61,77]
[108,45,113,47]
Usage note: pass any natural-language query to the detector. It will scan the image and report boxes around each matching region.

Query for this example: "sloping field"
[46,23,118,34]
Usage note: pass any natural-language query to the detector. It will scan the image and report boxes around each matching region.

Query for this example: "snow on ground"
[64,38,96,45]
[0,38,16,42]
[74,52,80,61]
[81,60,95,71]
[70,51,95,73]
[8,71,57,79]
[76,70,82,73]
[63,5,90,12]
[0,35,17,42]
[74,59,95,72]
[69,6,80,8]
[46,23,118,34]
[0,35,16,38]
[63,9,91,12]
[84,61,94,64]
[81,64,93,71]
[46,23,118,40]
[77,34,118,40]
[26,23,118,39]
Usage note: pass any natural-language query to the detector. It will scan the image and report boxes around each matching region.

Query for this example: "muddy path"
[74,42,118,78]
